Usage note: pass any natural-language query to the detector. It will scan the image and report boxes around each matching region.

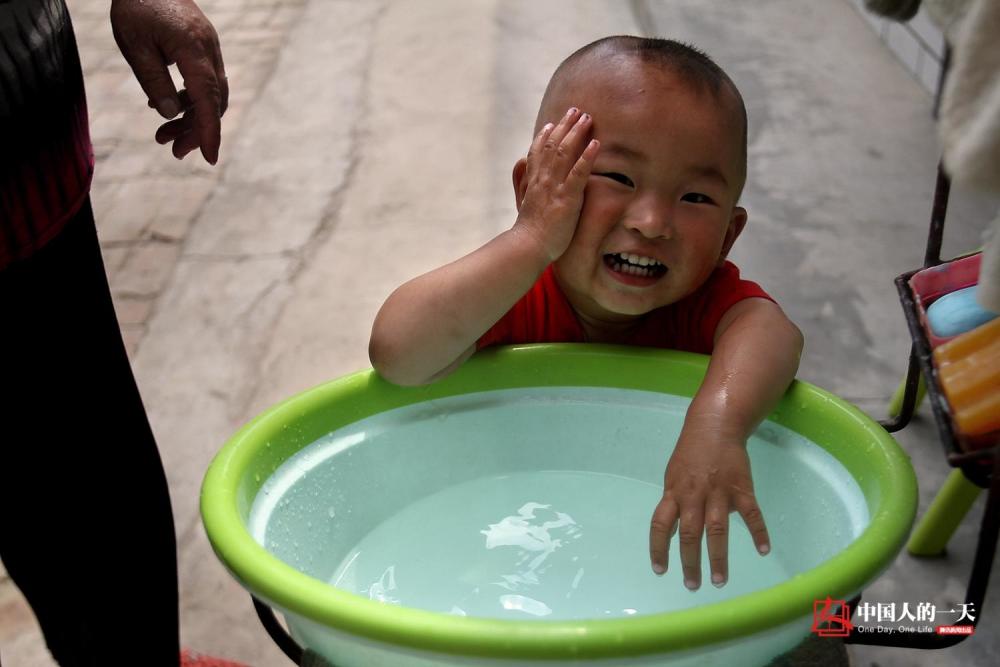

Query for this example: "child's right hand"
[514,107,600,262]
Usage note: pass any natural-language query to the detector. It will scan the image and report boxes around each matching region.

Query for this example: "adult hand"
[111,0,228,164]
[514,107,599,262]
[648,423,770,590]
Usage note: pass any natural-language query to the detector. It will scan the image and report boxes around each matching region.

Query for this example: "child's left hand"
[648,421,770,590]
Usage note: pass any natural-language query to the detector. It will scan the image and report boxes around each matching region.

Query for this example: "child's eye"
[681,192,714,205]
[596,172,635,188]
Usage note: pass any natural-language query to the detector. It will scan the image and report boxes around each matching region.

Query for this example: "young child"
[369,36,803,592]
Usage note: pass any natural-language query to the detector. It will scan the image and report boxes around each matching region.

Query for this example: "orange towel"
[934,317,1000,436]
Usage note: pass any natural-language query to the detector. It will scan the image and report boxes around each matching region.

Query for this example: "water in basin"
[329,469,793,620]
[248,387,868,621]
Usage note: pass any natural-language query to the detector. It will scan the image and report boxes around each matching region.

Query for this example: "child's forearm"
[369,226,550,385]
[371,110,598,386]
[650,300,799,586]
[685,299,804,439]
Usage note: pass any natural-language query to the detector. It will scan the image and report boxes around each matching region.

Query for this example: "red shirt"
[477,261,773,354]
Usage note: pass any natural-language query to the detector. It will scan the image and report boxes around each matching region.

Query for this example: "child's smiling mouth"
[603,252,668,284]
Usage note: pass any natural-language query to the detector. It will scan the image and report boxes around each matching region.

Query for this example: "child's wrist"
[505,224,557,270]
[682,405,752,444]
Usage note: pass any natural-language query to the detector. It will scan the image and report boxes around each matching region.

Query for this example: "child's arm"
[370,108,599,385]
[648,297,803,589]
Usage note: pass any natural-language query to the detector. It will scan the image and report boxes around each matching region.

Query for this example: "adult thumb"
[121,42,181,119]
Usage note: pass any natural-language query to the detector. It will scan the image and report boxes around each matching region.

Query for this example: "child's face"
[518,58,747,325]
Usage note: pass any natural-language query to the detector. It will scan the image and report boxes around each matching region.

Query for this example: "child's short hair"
[542,36,748,195]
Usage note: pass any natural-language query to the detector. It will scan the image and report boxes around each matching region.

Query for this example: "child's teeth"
[608,253,663,276]
[615,252,661,267]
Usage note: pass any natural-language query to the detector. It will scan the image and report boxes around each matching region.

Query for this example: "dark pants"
[0,198,180,666]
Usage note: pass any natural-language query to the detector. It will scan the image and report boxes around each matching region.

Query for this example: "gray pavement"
[1,1,997,666]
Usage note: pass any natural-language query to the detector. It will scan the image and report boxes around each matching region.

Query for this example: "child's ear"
[718,206,748,264]
[512,158,528,211]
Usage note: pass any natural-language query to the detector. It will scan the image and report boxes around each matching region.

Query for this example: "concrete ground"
[1,1,997,666]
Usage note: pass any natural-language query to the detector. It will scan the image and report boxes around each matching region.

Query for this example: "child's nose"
[623,197,673,240]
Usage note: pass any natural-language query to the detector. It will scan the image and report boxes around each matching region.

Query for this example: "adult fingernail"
[155,97,180,119]
[712,573,726,587]
[758,544,770,555]
[652,563,665,575]
[684,579,699,591]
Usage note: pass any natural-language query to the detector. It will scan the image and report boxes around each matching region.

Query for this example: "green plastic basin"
[201,344,917,666]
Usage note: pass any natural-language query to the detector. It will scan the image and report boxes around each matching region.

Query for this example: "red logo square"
[812,597,854,637]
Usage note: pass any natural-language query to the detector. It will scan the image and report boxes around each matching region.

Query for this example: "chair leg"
[907,468,982,556]
[888,371,927,418]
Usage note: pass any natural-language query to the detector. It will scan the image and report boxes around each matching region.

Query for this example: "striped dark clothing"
[2,3,183,663]
[1,0,93,270]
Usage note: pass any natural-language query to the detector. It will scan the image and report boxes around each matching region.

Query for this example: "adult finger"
[154,90,196,144]
[211,37,229,116]
[678,503,704,590]
[704,492,729,588]
[120,41,181,119]
[171,124,202,160]
[149,88,194,113]
[155,113,195,144]
[736,494,771,557]
[173,49,223,164]
[649,495,678,576]
[219,73,230,117]
[177,89,194,111]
